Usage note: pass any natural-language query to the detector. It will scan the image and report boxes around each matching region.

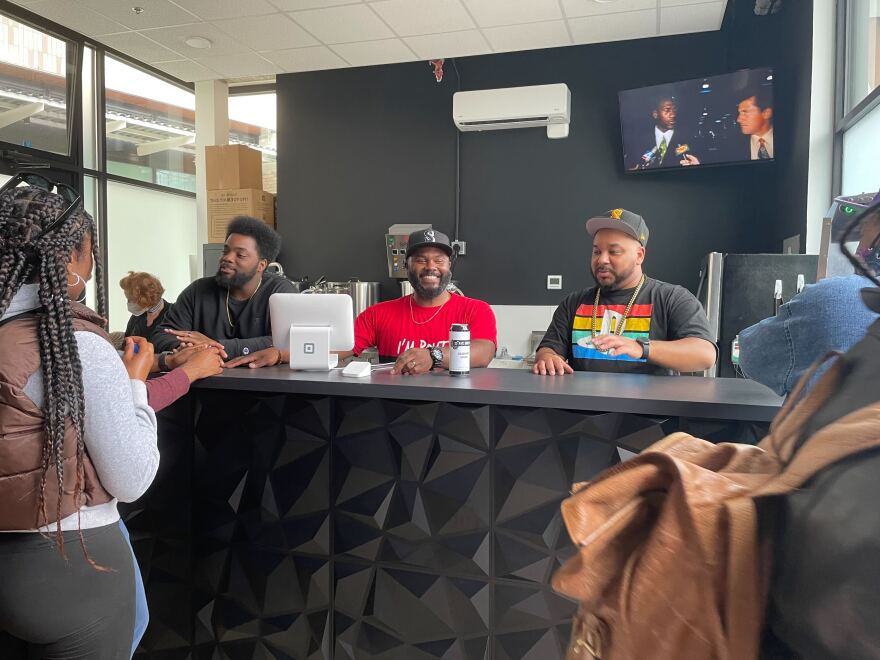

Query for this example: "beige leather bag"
[552,360,880,660]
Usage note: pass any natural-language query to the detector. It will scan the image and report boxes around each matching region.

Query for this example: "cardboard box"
[205,145,263,191]
[207,188,276,243]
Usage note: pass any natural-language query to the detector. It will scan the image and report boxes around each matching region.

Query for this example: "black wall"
[277,0,813,305]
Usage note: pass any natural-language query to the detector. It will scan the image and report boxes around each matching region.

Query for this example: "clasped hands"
[532,336,642,376]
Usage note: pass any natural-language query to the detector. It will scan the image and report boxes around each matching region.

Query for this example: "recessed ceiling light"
[185,36,213,49]
[592,0,616,3]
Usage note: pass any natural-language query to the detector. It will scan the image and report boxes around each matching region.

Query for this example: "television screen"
[619,67,774,172]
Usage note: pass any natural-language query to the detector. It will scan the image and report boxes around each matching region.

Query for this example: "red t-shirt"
[353,294,497,358]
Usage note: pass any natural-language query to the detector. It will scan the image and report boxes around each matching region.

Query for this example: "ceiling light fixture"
[184,36,213,49]
[132,6,145,14]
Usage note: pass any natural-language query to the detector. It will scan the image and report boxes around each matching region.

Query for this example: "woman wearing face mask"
[120,271,171,344]
[0,176,158,657]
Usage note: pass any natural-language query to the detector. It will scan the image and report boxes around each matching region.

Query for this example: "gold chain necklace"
[409,294,448,325]
[225,278,263,328]
[592,274,646,339]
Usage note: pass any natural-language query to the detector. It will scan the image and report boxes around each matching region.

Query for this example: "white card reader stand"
[289,325,338,371]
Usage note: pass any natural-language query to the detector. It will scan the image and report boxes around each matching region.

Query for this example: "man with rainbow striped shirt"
[534,209,717,376]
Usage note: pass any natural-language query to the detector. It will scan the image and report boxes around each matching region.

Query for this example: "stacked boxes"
[205,145,276,243]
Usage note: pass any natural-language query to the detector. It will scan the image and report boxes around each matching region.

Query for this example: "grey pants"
[0,522,135,659]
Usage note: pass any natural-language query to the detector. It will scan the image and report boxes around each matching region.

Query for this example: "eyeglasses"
[0,172,83,238]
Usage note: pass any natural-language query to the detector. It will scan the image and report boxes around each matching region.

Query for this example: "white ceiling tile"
[659,2,725,34]
[142,23,251,56]
[195,52,282,78]
[213,14,318,50]
[176,0,278,20]
[331,39,417,67]
[370,0,474,37]
[99,32,183,62]
[290,4,395,43]
[482,20,571,54]
[79,0,199,29]
[568,9,657,43]
[461,0,562,28]
[260,45,349,71]
[404,30,490,59]
[562,0,656,18]
[268,0,359,9]
[152,58,219,81]
[25,0,129,36]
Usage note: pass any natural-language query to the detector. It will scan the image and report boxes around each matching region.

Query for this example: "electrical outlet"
[547,275,562,290]
[451,240,466,256]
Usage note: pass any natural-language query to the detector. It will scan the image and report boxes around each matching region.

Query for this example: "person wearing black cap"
[353,228,497,374]
[534,208,716,375]
[224,228,499,372]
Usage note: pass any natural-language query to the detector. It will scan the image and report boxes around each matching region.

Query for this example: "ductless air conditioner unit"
[452,83,571,139]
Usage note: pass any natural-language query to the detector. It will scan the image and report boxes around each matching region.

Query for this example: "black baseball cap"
[405,228,454,258]
[586,208,649,246]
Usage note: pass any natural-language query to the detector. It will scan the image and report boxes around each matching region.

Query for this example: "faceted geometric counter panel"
[491,408,678,660]
[333,399,492,578]
[127,395,196,659]
[192,391,332,660]
[493,583,575,660]
[493,408,673,586]
[334,563,490,660]
[145,388,762,660]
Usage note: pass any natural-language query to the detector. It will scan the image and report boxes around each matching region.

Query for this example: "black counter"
[198,366,782,421]
[130,369,781,660]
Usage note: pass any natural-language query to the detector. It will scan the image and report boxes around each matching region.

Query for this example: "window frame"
[834,0,880,197]
[0,1,197,318]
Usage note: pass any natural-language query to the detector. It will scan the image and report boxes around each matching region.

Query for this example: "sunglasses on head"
[0,172,83,238]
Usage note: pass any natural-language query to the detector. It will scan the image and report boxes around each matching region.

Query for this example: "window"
[105,180,197,329]
[842,103,880,196]
[104,56,196,192]
[845,0,880,112]
[0,15,70,155]
[229,92,276,193]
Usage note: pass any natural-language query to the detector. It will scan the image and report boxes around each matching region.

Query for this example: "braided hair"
[0,185,105,561]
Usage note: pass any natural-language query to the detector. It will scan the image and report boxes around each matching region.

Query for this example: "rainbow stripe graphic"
[571,303,652,362]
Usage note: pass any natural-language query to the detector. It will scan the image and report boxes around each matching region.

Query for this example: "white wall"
[106,180,197,330]
[490,304,556,358]
[805,0,836,254]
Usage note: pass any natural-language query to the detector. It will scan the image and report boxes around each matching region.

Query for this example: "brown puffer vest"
[0,302,113,530]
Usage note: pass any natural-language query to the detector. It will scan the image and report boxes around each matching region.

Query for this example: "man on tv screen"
[628,95,700,170]
[736,87,774,160]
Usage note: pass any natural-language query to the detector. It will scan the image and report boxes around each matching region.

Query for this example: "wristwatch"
[636,337,650,360]
[428,346,444,370]
[158,351,171,372]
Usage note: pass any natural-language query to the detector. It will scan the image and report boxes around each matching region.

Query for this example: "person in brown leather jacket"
[0,175,157,658]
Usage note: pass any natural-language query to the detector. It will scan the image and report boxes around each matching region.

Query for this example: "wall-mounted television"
[619,67,774,172]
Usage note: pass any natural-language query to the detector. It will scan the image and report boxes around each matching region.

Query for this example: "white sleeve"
[76,331,159,502]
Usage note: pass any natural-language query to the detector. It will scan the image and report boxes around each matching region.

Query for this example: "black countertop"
[197,367,783,421]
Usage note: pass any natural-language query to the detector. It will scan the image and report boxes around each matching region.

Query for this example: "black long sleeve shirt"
[152,274,296,358]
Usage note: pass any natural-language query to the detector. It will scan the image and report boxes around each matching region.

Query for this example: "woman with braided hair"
[0,177,159,658]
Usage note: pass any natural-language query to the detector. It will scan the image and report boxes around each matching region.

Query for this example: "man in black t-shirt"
[152,215,296,363]
[534,209,717,376]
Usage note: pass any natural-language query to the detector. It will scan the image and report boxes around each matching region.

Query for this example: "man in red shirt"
[225,229,497,374]
[353,229,496,375]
